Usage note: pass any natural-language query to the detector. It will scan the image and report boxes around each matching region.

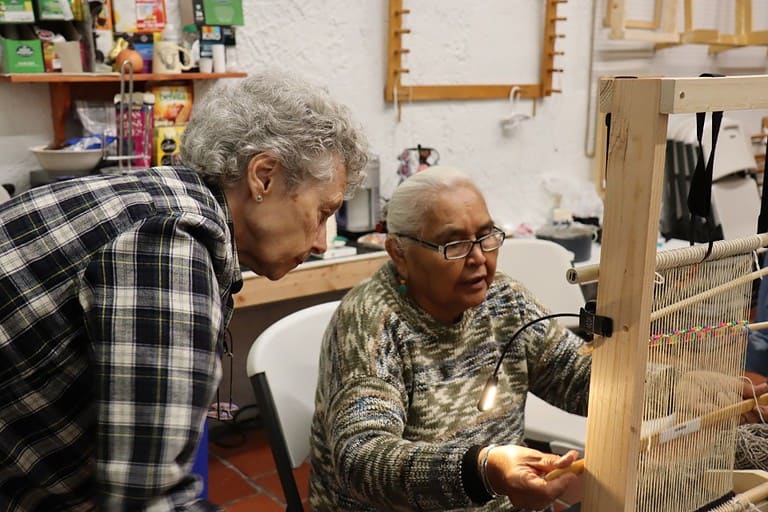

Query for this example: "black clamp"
[579,300,613,341]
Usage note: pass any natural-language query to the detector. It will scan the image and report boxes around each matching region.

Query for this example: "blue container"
[191,419,209,499]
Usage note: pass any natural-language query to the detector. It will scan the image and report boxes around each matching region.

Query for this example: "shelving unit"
[0,72,247,147]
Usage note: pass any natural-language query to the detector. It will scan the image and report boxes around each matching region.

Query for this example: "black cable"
[492,313,581,378]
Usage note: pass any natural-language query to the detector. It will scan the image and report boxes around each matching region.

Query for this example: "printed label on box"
[155,125,185,166]
[150,84,193,126]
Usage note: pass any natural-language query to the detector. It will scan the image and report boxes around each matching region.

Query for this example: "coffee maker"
[336,154,380,237]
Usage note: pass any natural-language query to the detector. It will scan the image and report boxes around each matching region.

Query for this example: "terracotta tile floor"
[207,428,310,511]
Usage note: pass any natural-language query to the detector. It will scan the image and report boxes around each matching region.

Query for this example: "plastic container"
[182,25,200,70]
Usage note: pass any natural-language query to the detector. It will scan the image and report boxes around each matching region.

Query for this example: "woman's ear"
[246,153,279,199]
[386,237,409,280]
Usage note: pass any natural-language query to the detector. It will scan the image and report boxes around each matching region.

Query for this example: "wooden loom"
[581,75,768,511]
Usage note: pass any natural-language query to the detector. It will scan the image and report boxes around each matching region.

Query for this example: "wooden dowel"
[545,393,768,481]
[650,266,768,323]
[750,321,768,331]
[566,234,768,284]
[740,481,768,507]
[545,458,585,481]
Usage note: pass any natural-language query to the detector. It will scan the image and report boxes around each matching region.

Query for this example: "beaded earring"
[397,276,408,295]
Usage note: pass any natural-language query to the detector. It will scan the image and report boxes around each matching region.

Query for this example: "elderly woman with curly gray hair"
[0,69,368,511]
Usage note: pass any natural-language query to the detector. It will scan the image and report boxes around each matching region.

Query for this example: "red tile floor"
[208,428,309,511]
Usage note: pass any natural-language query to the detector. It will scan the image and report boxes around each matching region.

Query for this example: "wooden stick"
[739,481,768,507]
[717,481,768,511]
[545,393,768,481]
[650,267,768,323]
[749,321,768,331]
[566,234,768,285]
[545,458,585,481]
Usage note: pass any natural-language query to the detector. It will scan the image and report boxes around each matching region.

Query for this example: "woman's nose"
[311,222,328,254]
[465,242,486,264]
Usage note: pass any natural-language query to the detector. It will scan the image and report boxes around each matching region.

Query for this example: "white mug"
[152,41,193,74]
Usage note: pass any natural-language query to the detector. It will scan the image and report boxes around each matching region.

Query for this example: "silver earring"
[256,194,263,203]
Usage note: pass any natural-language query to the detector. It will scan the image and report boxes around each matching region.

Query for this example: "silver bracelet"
[480,444,503,498]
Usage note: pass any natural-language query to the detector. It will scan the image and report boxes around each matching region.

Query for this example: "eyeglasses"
[394,227,506,261]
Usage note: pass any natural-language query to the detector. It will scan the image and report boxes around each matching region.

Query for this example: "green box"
[202,0,242,26]
[0,0,35,22]
[0,36,43,73]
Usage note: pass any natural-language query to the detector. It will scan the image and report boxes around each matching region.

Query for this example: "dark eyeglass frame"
[394,226,506,261]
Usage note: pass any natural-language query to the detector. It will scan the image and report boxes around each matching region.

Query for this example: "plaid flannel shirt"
[0,167,242,511]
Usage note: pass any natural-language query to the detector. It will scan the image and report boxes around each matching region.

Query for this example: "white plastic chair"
[496,238,586,323]
[246,300,340,512]
[496,238,588,455]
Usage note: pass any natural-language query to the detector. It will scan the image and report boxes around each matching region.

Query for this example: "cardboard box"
[0,34,43,73]
[0,0,35,23]
[36,0,73,20]
[150,83,193,126]
[112,0,165,33]
[201,0,242,26]
[179,0,204,27]
[155,125,184,166]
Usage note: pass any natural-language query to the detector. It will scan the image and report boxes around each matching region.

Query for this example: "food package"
[149,83,193,126]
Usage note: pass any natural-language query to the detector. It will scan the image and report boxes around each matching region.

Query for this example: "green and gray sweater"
[309,262,591,511]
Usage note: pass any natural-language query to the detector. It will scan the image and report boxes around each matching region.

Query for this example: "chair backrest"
[497,238,588,455]
[246,300,340,512]
[496,238,585,322]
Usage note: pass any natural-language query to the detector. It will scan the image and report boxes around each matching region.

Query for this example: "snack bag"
[150,84,193,126]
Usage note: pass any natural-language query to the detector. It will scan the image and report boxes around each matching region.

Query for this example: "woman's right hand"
[480,445,580,510]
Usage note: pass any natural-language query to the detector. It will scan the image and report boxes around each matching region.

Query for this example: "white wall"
[2,0,768,230]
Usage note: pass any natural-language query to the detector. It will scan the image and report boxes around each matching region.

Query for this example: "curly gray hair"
[179,69,369,196]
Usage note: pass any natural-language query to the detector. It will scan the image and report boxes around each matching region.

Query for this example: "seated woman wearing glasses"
[309,166,588,511]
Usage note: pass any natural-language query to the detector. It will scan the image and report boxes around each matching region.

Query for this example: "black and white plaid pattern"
[0,167,241,511]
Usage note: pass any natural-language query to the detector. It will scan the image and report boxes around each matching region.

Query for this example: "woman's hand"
[480,445,580,510]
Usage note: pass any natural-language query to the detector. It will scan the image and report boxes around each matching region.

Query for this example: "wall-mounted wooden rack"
[606,0,768,53]
[0,72,246,147]
[384,0,566,103]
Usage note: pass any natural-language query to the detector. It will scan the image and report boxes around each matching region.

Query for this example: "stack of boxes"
[150,83,191,166]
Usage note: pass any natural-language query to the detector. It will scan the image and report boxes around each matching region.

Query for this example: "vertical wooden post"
[49,82,72,148]
[384,0,405,103]
[582,77,670,511]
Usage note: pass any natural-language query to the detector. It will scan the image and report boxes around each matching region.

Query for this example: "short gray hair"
[179,69,369,196]
[386,166,477,237]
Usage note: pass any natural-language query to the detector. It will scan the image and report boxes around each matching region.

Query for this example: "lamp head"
[477,374,499,412]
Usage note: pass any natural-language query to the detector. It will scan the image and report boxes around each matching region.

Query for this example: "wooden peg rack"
[384,0,566,103]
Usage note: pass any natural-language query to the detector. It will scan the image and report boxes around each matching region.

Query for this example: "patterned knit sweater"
[309,261,591,511]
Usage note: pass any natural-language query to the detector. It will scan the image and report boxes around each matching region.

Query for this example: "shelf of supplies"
[0,71,246,83]
[0,72,247,147]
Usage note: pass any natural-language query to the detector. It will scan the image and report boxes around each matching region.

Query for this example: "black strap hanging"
[687,73,725,260]
[757,132,768,234]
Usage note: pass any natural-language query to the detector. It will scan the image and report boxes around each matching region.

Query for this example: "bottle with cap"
[161,23,179,43]
[182,24,200,71]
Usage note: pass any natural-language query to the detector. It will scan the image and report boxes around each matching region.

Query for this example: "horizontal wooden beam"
[599,75,768,115]
[234,253,389,308]
[389,84,543,102]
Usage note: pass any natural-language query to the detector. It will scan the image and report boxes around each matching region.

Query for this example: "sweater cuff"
[461,445,493,504]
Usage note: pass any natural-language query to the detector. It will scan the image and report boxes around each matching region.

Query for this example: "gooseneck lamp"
[477,313,581,412]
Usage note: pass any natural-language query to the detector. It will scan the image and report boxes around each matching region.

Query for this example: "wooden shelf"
[0,72,247,147]
[0,71,246,83]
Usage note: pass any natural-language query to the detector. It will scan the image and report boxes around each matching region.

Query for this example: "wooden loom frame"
[605,0,768,50]
[585,74,768,511]
[384,0,566,103]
